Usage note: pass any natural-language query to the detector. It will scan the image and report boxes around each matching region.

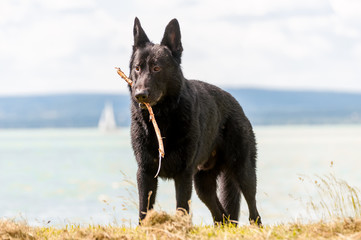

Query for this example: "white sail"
[98,102,117,131]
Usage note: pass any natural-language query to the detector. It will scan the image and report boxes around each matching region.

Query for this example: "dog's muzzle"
[135,89,149,103]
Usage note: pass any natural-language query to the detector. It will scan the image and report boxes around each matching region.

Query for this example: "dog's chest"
[133,103,197,177]
[155,155,186,179]
[145,123,193,178]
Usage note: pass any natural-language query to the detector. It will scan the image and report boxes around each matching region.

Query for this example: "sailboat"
[98,102,117,131]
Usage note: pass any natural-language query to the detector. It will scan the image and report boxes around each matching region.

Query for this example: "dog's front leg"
[174,171,193,213]
[137,167,158,221]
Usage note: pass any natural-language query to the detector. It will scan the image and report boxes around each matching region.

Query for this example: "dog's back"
[186,79,256,165]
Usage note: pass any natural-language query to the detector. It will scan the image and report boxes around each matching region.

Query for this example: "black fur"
[128,17,261,225]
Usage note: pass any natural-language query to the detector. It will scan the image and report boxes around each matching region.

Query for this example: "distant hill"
[0,89,361,128]
[228,89,361,125]
[0,94,130,128]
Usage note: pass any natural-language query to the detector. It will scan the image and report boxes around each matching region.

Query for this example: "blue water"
[1,126,361,226]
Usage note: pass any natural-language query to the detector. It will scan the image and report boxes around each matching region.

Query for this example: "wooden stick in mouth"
[115,67,165,178]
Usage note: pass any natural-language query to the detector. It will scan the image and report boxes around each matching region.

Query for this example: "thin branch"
[115,67,165,178]
[115,67,133,86]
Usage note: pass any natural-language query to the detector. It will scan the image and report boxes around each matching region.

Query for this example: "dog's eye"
[135,66,140,72]
[153,66,161,72]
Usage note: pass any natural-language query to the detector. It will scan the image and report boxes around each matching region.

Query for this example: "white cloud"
[36,0,97,10]
[1,0,361,95]
[330,0,361,21]
[0,1,132,95]
[0,0,29,25]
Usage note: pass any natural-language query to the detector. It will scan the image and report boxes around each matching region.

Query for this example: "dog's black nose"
[135,89,149,103]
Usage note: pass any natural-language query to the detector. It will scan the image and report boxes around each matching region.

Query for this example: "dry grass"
[1,212,361,240]
[305,174,361,220]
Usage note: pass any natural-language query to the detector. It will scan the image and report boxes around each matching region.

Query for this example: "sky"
[1,0,361,96]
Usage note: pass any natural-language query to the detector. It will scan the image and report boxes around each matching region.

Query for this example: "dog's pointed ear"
[161,19,183,63]
[133,17,150,48]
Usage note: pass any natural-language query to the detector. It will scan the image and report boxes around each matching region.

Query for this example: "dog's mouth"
[136,93,163,109]
[138,103,148,109]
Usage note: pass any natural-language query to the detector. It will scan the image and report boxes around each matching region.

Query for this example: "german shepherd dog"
[129,17,261,225]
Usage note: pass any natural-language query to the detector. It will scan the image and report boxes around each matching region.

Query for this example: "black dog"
[128,17,261,225]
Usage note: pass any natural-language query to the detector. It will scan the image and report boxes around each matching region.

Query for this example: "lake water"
[1,125,361,227]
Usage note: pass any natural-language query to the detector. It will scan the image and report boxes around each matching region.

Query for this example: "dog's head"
[129,18,184,108]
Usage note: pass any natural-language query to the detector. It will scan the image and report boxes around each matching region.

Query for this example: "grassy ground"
[1,174,360,239]
[1,211,361,240]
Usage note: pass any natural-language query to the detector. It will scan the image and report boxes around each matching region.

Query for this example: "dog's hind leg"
[194,169,227,223]
[218,170,241,224]
[236,159,262,225]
